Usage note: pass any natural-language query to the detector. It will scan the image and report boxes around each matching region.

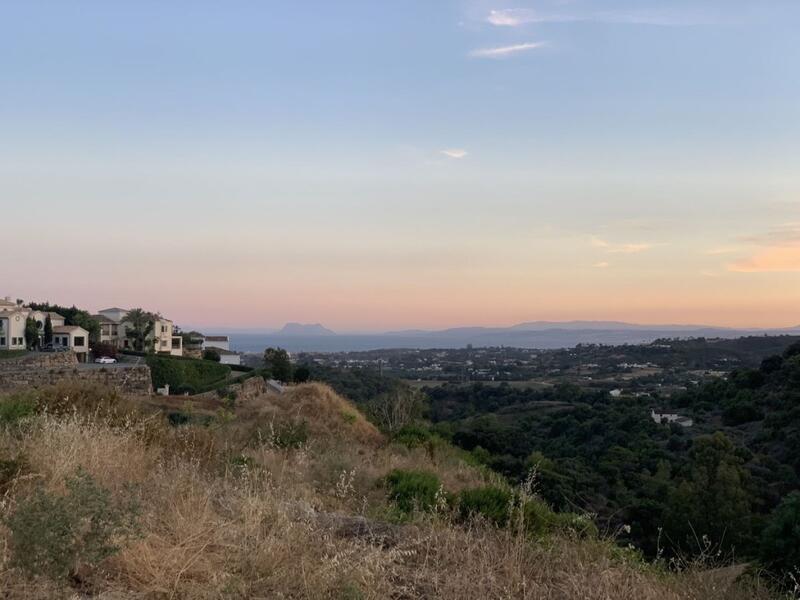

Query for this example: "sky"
[2,0,799,331]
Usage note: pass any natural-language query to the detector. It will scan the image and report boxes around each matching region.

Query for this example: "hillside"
[0,381,777,598]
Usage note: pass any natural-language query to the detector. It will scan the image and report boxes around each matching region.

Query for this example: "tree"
[759,492,800,581]
[666,432,753,553]
[368,387,423,433]
[24,318,40,350]
[123,308,156,352]
[43,314,53,346]
[202,348,221,362]
[90,341,117,358]
[263,347,292,382]
[293,364,311,383]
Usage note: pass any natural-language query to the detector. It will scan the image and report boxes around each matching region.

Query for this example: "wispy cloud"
[728,223,800,272]
[469,41,547,58]
[705,247,738,255]
[440,148,468,159]
[729,247,800,273]
[739,222,800,246]
[486,7,719,27]
[487,9,538,27]
[591,237,655,254]
[593,261,610,269]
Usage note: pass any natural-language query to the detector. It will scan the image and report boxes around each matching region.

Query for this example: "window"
[74,336,85,347]
[0,337,5,346]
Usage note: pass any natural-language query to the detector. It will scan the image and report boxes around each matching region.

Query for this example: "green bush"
[4,469,140,580]
[0,392,37,425]
[273,420,309,449]
[393,424,432,448]
[146,354,230,393]
[385,469,441,513]
[522,498,597,538]
[456,485,513,526]
[454,486,597,538]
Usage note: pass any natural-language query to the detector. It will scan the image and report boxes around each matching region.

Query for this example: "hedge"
[145,355,231,393]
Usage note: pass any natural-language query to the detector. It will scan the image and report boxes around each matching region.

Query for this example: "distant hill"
[229,320,800,352]
[277,322,336,336]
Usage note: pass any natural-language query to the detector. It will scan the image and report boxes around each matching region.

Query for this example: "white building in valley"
[651,409,693,427]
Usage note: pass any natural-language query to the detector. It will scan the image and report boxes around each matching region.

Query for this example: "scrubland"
[0,382,778,599]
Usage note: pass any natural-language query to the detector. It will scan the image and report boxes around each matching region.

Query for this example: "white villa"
[650,409,693,428]
[202,335,230,351]
[94,307,183,356]
[0,297,89,360]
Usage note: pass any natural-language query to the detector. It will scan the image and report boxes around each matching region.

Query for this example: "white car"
[94,356,117,364]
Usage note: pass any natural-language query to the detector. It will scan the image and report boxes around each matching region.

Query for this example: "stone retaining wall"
[0,352,152,396]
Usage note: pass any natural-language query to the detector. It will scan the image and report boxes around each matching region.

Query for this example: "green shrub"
[393,424,432,448]
[272,420,309,449]
[0,392,37,425]
[4,469,140,580]
[522,498,597,538]
[456,485,513,526]
[385,469,441,513]
[454,486,597,538]
[341,410,357,424]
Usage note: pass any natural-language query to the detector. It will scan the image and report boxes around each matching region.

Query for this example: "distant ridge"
[277,322,336,336]
[227,320,800,353]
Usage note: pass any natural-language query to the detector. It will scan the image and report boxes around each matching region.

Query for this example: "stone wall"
[0,352,152,396]
[0,351,78,370]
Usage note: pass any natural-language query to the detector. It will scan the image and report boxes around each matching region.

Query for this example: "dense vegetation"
[307,341,800,585]
[420,342,800,582]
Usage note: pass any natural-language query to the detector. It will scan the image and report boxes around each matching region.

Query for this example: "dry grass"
[0,382,778,599]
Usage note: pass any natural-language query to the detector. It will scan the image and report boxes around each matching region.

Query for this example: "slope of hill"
[0,381,776,598]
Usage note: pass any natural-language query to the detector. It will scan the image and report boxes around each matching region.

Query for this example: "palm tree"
[124,308,156,352]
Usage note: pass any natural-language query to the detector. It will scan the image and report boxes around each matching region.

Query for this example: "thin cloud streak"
[440,149,468,159]
[486,8,720,27]
[469,41,547,58]
[591,237,655,254]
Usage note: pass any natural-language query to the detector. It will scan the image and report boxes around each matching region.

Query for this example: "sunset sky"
[2,1,799,331]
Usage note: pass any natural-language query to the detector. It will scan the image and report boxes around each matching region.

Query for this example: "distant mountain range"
[276,322,336,336]
[224,320,800,353]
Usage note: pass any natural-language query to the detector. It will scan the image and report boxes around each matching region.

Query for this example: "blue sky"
[2,1,799,330]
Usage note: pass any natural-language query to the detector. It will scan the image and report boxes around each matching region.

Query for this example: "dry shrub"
[253,383,385,447]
